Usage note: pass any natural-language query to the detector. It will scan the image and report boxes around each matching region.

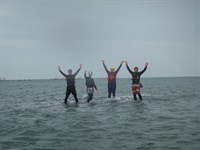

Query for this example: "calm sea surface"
[0,77,200,150]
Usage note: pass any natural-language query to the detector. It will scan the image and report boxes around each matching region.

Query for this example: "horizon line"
[1,75,200,81]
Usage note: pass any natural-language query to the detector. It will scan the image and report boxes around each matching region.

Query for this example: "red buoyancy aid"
[108,72,116,81]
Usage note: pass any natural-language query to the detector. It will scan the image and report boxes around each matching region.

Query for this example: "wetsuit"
[126,64,147,100]
[59,68,81,103]
[103,63,122,98]
[84,72,97,102]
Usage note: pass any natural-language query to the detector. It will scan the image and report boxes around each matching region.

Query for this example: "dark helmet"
[68,69,72,74]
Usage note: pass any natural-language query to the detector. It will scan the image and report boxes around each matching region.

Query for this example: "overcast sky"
[0,0,199,80]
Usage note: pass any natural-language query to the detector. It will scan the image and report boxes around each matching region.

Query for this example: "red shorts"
[132,84,140,94]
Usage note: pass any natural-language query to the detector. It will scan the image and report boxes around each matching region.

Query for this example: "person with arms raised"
[84,71,98,102]
[58,64,82,104]
[102,60,123,99]
[125,61,148,100]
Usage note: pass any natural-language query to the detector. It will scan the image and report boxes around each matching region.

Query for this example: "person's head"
[88,71,93,77]
[68,69,72,75]
[134,67,139,72]
[110,67,115,72]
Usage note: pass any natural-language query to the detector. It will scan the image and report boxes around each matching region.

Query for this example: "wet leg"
[71,88,78,103]
[108,92,111,98]
[133,94,137,100]
[113,91,116,99]
[138,93,142,100]
[87,93,93,102]
[64,89,70,104]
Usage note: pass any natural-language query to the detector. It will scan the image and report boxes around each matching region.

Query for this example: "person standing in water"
[125,61,148,100]
[84,71,98,102]
[102,60,123,98]
[58,64,82,104]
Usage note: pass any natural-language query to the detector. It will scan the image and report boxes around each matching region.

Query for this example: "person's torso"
[66,75,76,86]
[86,77,95,88]
[108,72,117,82]
[132,72,141,83]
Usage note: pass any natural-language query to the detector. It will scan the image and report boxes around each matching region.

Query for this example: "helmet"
[68,69,72,74]
[110,67,115,72]
[134,67,138,71]
[88,71,93,76]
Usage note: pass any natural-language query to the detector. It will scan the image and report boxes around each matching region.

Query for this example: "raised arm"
[125,61,133,74]
[140,62,148,74]
[74,64,82,76]
[58,66,67,78]
[102,60,109,73]
[115,61,124,74]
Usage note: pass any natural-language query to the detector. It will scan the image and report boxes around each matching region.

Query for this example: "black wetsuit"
[103,63,122,98]
[126,64,147,100]
[59,68,81,103]
[84,72,97,102]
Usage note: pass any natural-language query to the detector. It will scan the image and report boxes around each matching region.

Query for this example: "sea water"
[0,77,200,150]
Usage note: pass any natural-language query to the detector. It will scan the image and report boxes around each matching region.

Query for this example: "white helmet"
[88,71,93,76]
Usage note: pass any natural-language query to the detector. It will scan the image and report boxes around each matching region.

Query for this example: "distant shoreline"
[0,76,200,81]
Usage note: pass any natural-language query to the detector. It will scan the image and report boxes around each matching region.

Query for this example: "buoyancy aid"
[108,72,116,81]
